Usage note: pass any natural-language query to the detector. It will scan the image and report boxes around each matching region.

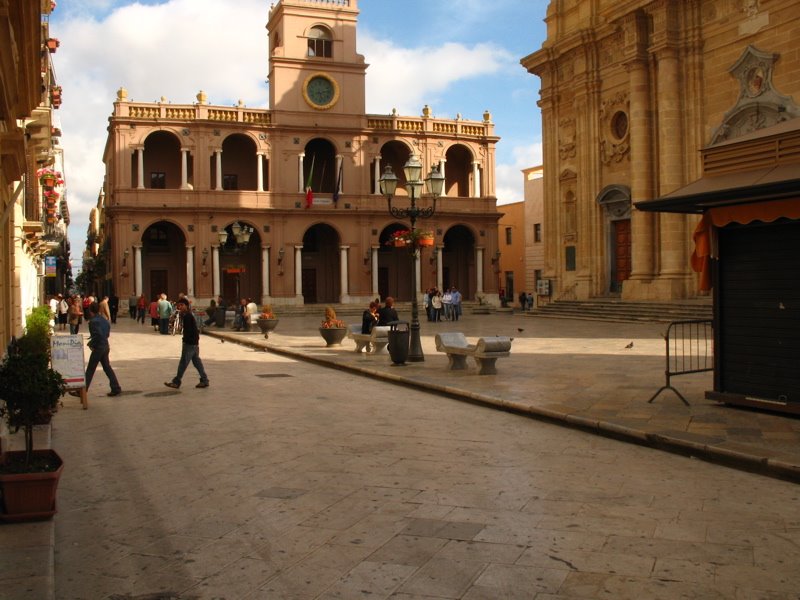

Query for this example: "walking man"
[157,293,172,335]
[164,298,209,389]
[84,302,122,397]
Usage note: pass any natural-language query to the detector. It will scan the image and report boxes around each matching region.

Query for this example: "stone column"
[136,148,144,189]
[371,246,379,297]
[472,161,480,197]
[373,157,382,195]
[133,244,143,296]
[186,245,194,297]
[339,245,349,302]
[436,246,444,291]
[180,149,189,189]
[656,46,687,278]
[261,245,270,300]
[439,159,447,197]
[626,53,655,286]
[476,246,484,294]
[298,153,305,192]
[212,245,221,297]
[256,153,264,192]
[215,150,223,190]
[414,251,421,304]
[294,245,303,299]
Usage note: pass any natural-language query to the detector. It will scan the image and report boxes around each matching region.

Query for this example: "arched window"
[308,26,332,58]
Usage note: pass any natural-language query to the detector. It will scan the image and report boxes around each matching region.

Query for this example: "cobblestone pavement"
[2,313,799,599]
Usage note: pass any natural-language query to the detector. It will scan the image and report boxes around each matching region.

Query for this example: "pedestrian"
[83,302,122,397]
[148,296,159,330]
[519,291,526,310]
[68,295,83,334]
[431,290,443,321]
[164,297,209,389]
[526,292,534,311]
[451,287,462,321]
[129,294,138,319]
[442,288,453,320]
[378,296,398,325]
[157,293,172,335]
[204,297,218,327]
[361,300,379,334]
[98,295,111,321]
[137,294,147,324]
[234,298,249,331]
[109,294,119,323]
[57,293,69,331]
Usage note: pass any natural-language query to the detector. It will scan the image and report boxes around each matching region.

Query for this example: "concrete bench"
[435,332,512,375]
[347,324,390,354]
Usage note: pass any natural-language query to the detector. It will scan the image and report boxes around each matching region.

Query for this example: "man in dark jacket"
[85,302,122,397]
[378,296,399,325]
[165,298,209,389]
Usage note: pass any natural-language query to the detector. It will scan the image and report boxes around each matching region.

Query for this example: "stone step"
[531,299,712,323]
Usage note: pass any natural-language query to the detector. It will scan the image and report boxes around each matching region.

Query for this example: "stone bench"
[347,324,390,354]
[434,332,512,375]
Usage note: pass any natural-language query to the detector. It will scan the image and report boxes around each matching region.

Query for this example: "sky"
[49,0,548,272]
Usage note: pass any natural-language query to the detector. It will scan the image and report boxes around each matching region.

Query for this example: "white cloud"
[495,142,542,205]
[55,0,268,264]
[361,34,514,116]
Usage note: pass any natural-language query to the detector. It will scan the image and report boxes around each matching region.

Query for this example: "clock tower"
[266,0,366,115]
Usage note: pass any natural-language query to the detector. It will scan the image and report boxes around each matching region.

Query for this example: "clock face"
[303,74,339,110]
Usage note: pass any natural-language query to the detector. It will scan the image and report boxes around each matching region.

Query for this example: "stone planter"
[256,318,279,339]
[319,327,347,347]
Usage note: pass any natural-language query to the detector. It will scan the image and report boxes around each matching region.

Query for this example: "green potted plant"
[256,305,279,339]
[0,306,66,521]
[319,306,347,346]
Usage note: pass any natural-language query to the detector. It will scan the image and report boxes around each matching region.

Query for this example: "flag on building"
[305,155,315,209]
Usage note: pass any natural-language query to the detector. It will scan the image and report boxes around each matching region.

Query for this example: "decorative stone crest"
[710,46,800,144]
[599,92,630,165]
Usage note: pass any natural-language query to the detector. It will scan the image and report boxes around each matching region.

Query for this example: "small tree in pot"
[0,307,66,520]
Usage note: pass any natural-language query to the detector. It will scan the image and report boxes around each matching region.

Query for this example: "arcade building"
[94,0,503,312]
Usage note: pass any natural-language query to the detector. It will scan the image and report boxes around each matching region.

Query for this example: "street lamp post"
[380,155,444,362]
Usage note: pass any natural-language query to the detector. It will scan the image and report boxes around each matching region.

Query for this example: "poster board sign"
[45,256,57,277]
[50,335,88,409]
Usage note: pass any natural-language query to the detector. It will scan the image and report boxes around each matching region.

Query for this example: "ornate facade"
[99,0,502,312]
[521,0,800,301]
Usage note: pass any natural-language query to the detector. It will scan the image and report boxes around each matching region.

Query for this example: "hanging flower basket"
[417,234,434,247]
[37,168,63,188]
[46,38,60,53]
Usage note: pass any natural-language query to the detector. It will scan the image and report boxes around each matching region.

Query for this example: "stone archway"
[141,221,186,301]
[378,223,413,301]
[442,225,476,299]
[302,223,340,304]
[218,221,262,306]
[596,185,632,295]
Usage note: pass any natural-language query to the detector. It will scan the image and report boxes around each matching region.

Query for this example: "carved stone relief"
[559,118,576,160]
[710,45,800,144]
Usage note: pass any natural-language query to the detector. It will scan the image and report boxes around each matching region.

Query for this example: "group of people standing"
[423,287,462,322]
[51,293,119,334]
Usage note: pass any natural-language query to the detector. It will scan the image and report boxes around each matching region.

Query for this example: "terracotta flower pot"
[393,239,407,247]
[40,176,56,188]
[417,236,434,247]
[0,449,63,522]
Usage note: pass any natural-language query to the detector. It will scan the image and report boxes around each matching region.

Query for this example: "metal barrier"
[648,319,713,406]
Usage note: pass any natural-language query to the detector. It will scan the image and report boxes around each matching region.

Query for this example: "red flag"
[305,154,315,209]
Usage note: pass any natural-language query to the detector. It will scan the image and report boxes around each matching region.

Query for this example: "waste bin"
[214,307,227,327]
[387,321,409,365]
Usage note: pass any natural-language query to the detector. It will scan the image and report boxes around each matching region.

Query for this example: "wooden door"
[149,269,168,300]
[302,268,317,304]
[611,219,631,292]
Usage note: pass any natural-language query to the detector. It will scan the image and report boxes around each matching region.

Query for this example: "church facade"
[521,0,800,302]
[98,0,502,311]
